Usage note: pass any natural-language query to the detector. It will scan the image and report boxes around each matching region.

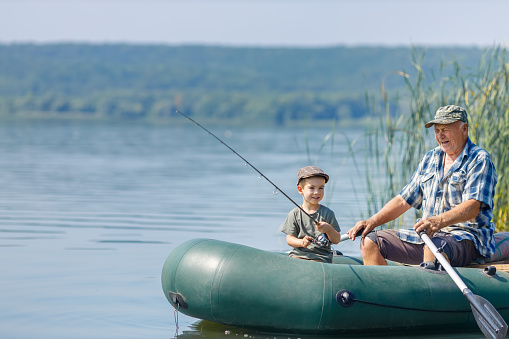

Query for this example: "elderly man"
[348,105,497,267]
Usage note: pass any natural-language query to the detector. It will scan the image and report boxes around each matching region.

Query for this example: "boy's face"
[297,176,326,205]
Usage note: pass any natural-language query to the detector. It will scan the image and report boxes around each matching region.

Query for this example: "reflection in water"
[177,319,481,339]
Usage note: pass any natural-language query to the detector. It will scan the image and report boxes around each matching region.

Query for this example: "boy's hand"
[315,221,331,233]
[301,236,313,248]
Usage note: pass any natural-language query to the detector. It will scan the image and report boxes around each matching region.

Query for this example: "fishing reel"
[310,233,330,248]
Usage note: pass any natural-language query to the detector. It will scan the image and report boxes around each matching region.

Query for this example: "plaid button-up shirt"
[398,138,497,258]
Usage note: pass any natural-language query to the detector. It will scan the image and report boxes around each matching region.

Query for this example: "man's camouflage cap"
[425,105,468,128]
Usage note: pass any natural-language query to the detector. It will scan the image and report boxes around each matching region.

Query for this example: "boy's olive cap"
[425,105,468,128]
[297,166,329,184]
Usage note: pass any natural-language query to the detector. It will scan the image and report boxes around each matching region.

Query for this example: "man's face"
[434,121,468,157]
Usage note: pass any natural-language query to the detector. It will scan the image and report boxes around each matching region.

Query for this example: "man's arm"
[348,195,412,240]
[413,199,481,236]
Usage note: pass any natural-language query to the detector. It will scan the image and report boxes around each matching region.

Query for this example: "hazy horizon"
[2,0,508,48]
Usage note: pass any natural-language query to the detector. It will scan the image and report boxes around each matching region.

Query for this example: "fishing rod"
[176,110,319,223]
[176,110,356,243]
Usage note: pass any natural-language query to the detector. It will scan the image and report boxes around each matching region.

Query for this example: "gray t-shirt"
[280,205,340,263]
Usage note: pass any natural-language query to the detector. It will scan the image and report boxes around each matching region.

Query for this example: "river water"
[0,119,486,338]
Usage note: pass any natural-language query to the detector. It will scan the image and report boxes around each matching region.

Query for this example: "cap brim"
[297,174,329,184]
[424,117,461,128]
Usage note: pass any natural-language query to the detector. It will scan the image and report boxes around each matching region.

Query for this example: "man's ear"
[463,123,469,134]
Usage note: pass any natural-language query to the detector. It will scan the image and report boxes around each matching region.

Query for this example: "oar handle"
[339,229,363,242]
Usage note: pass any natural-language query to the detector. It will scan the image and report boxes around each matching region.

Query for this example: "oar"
[340,233,354,242]
[340,229,364,242]
[420,232,508,339]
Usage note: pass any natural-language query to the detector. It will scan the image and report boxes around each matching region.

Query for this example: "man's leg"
[424,234,479,267]
[423,245,450,263]
[361,237,388,265]
[362,229,425,265]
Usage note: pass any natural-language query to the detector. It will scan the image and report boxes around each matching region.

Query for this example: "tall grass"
[363,47,509,231]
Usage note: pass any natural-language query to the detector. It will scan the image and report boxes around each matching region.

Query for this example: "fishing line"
[176,110,318,224]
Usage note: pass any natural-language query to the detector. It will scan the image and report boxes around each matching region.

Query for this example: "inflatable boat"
[162,238,509,335]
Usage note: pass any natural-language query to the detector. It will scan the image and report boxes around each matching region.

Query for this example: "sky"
[1,0,509,48]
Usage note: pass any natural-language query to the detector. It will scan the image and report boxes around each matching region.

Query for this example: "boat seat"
[463,232,509,272]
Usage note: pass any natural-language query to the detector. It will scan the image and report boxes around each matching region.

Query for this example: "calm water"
[0,120,485,338]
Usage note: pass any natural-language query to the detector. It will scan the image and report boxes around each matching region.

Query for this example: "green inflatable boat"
[162,238,509,335]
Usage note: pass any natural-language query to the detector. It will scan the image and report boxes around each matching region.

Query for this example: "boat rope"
[351,297,509,313]
[176,110,318,225]
[174,302,180,337]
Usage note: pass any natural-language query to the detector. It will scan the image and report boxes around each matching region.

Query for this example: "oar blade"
[470,294,507,339]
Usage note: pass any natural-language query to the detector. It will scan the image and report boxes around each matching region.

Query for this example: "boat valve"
[336,289,356,308]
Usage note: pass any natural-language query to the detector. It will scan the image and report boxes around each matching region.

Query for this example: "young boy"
[280,166,341,263]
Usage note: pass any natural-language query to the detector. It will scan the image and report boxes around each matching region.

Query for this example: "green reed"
[363,46,509,231]
[300,120,364,209]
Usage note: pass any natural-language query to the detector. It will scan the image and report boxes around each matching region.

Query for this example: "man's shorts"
[365,229,480,267]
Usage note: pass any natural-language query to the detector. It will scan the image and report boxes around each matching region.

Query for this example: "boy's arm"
[316,222,341,244]
[286,234,312,248]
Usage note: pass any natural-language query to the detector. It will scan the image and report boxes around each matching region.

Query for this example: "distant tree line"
[0,44,484,125]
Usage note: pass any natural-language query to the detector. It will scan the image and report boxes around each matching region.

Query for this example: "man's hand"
[413,217,442,237]
[347,220,375,241]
